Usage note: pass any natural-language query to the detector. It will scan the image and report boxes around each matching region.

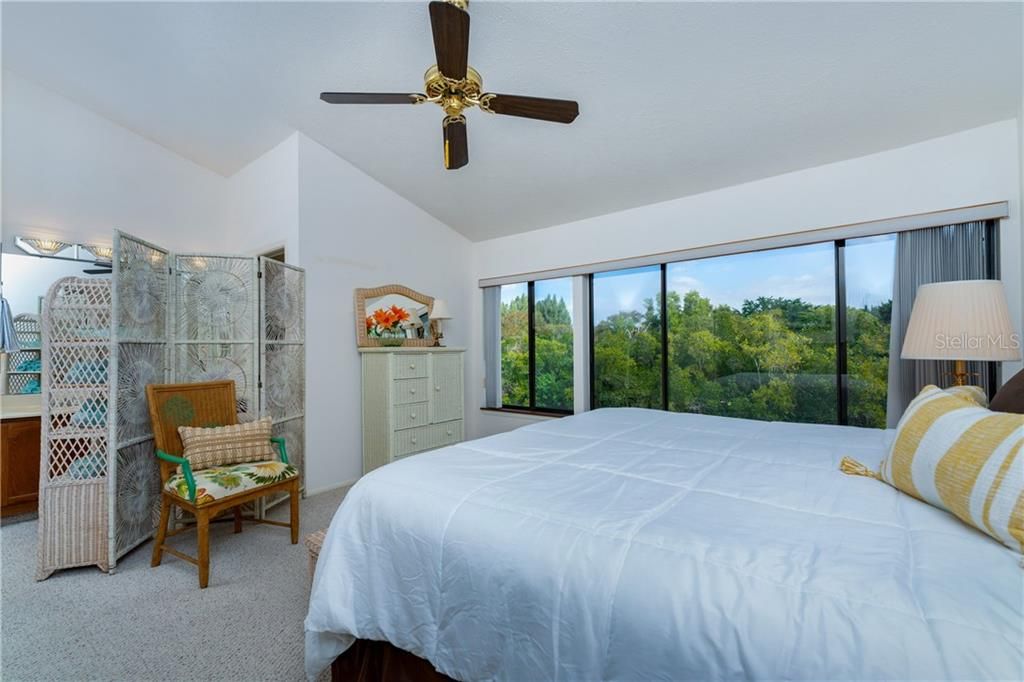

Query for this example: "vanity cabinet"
[1,416,41,516]
[360,348,465,474]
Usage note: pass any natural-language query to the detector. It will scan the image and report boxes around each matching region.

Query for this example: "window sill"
[479,407,571,419]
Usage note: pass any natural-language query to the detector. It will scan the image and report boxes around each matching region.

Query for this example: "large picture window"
[665,242,837,424]
[590,238,900,428]
[591,266,663,409]
[500,278,573,413]
[843,235,896,427]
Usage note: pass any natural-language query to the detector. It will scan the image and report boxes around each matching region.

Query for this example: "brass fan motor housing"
[421,65,485,117]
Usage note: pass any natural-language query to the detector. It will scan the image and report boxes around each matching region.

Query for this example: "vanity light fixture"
[82,244,115,262]
[17,237,72,257]
[13,236,114,267]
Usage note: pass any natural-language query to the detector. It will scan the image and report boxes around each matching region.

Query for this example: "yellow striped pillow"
[178,417,276,470]
[879,385,1023,552]
[943,384,988,407]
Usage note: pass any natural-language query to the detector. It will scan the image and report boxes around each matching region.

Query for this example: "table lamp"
[901,280,1021,386]
[429,299,452,347]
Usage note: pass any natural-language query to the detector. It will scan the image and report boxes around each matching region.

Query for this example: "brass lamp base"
[430,319,445,347]
[948,359,978,387]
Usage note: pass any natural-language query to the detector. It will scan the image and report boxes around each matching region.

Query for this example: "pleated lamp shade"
[430,299,452,321]
[901,280,1021,361]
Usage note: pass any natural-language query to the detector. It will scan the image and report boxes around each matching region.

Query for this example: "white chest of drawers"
[359,347,465,474]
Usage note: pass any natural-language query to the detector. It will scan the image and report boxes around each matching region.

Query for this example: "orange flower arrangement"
[366,305,411,337]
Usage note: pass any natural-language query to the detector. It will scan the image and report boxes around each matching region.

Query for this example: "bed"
[305,408,1023,680]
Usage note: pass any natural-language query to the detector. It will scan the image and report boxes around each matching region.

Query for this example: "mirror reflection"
[363,293,431,340]
[1,252,110,397]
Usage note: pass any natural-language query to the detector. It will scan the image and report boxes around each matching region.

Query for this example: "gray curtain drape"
[885,220,999,426]
[482,286,501,408]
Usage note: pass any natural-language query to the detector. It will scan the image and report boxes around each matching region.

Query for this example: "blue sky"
[844,235,897,310]
[504,235,895,324]
[502,278,576,323]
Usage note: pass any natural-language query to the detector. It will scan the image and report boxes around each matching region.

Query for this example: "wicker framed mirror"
[355,285,435,348]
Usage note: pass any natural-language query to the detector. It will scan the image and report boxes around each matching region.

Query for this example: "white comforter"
[305,408,1023,681]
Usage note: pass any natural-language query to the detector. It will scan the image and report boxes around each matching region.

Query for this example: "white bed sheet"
[305,408,1023,681]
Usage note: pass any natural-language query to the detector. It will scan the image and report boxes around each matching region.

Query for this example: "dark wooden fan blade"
[320,92,422,104]
[443,117,468,170]
[429,1,469,80]
[483,94,579,123]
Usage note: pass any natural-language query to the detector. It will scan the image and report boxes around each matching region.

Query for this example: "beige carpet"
[1,487,348,682]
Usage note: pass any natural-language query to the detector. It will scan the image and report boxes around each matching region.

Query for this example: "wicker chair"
[146,380,300,588]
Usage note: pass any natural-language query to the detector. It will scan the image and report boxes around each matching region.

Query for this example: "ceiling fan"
[83,262,112,275]
[320,0,579,170]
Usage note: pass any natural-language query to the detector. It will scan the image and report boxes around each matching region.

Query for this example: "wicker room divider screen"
[36,232,305,580]
[37,277,116,578]
[260,258,306,510]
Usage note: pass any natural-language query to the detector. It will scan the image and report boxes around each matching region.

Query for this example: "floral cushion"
[165,460,297,505]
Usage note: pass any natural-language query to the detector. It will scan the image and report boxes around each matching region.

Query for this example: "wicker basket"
[305,528,327,577]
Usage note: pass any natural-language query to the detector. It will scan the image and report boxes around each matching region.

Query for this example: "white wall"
[224,133,300,263]
[1,72,230,253]
[296,134,473,493]
[468,119,1024,438]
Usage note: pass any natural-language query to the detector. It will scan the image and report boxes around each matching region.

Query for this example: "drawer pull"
[435,386,441,392]
[410,388,416,394]
[410,413,417,420]
[446,430,453,436]
[411,438,418,445]
[409,364,416,370]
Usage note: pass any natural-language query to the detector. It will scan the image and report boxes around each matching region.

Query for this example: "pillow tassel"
[839,456,881,480]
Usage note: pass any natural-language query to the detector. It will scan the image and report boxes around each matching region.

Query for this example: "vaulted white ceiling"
[3,2,1021,241]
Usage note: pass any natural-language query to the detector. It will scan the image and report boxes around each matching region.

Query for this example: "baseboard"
[305,477,360,497]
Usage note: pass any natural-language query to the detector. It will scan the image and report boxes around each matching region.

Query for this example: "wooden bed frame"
[331,639,454,682]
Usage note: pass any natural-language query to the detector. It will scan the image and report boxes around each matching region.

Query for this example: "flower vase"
[379,329,406,347]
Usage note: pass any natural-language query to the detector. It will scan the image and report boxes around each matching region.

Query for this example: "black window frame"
[589,228,998,425]
[499,280,574,416]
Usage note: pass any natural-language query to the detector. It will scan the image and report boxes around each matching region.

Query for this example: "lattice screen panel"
[114,440,162,557]
[262,258,305,342]
[174,255,258,418]
[115,344,163,442]
[116,236,169,343]
[37,277,114,579]
[260,258,306,511]
[264,344,304,419]
[111,233,170,562]
[174,344,255,414]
